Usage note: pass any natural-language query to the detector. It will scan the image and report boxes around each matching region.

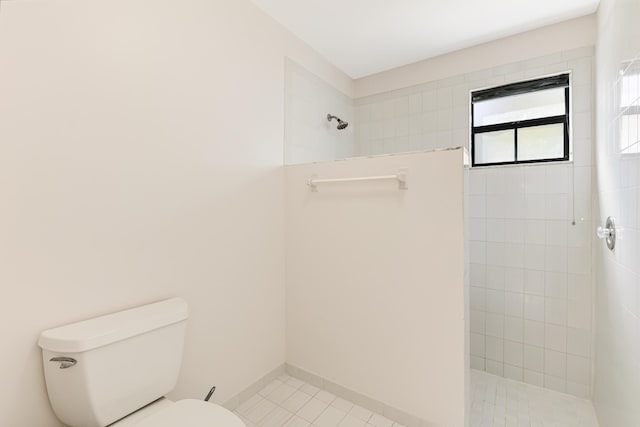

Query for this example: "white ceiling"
[251,0,600,79]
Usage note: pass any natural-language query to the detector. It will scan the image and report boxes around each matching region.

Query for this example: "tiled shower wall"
[355,47,595,398]
[593,0,640,424]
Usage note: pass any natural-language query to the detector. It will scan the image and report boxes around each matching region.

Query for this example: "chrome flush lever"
[50,357,77,369]
[204,386,216,402]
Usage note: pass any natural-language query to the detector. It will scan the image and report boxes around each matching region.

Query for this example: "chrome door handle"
[50,357,77,369]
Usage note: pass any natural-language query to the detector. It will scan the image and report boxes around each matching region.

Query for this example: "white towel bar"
[307,171,408,192]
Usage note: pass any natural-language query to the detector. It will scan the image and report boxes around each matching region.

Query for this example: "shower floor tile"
[235,370,599,427]
[470,369,599,427]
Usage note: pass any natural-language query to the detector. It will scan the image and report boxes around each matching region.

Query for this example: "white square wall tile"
[524,269,545,295]
[525,220,546,244]
[486,242,506,266]
[503,168,525,194]
[545,298,568,326]
[568,298,591,329]
[504,316,523,342]
[525,166,546,194]
[470,287,486,311]
[505,292,524,318]
[504,341,523,367]
[486,359,504,376]
[471,334,485,357]
[524,320,545,347]
[485,313,504,337]
[504,243,525,268]
[545,165,570,194]
[568,247,591,275]
[486,289,505,314]
[524,369,544,387]
[471,356,485,370]
[485,169,506,194]
[486,195,507,218]
[523,345,544,372]
[545,272,568,298]
[504,220,525,243]
[544,349,567,378]
[524,245,545,270]
[544,374,566,393]
[470,263,486,287]
[567,327,591,357]
[545,220,568,246]
[545,324,567,352]
[567,355,590,385]
[486,265,506,290]
[545,194,569,220]
[485,219,506,243]
[470,241,486,264]
[485,336,504,362]
[545,246,567,273]
[525,195,546,219]
[471,310,486,334]
[505,268,524,292]
[504,364,523,381]
[524,295,544,321]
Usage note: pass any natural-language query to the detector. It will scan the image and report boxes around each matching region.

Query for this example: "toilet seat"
[130,399,246,427]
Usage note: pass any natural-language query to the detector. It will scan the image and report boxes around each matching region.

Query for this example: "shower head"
[327,114,349,130]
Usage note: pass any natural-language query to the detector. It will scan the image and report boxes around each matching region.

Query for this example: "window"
[471,74,570,166]
[619,60,640,154]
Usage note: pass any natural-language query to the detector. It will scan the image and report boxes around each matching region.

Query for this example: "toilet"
[38,298,245,427]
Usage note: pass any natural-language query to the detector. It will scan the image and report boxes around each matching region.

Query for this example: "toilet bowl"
[111,398,246,427]
[38,298,245,427]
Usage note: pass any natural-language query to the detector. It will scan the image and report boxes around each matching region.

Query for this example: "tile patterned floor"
[470,370,599,427]
[233,374,400,427]
[234,371,599,427]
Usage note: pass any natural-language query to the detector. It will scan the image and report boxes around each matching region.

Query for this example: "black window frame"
[471,74,571,167]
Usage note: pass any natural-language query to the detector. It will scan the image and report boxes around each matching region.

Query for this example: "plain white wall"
[285,59,355,164]
[0,0,352,425]
[285,150,466,427]
[593,0,640,425]
[355,14,596,98]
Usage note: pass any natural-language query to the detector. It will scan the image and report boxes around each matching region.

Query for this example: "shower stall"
[283,40,605,425]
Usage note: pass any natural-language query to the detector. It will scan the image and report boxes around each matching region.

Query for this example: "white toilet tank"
[38,298,189,427]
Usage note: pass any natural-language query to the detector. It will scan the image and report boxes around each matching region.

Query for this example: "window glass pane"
[620,71,640,109]
[620,113,640,154]
[474,88,565,126]
[518,123,565,161]
[475,130,515,164]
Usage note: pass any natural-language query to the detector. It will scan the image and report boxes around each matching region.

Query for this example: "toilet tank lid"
[38,298,189,353]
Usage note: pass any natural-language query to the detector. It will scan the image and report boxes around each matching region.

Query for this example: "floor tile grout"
[235,369,599,427]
